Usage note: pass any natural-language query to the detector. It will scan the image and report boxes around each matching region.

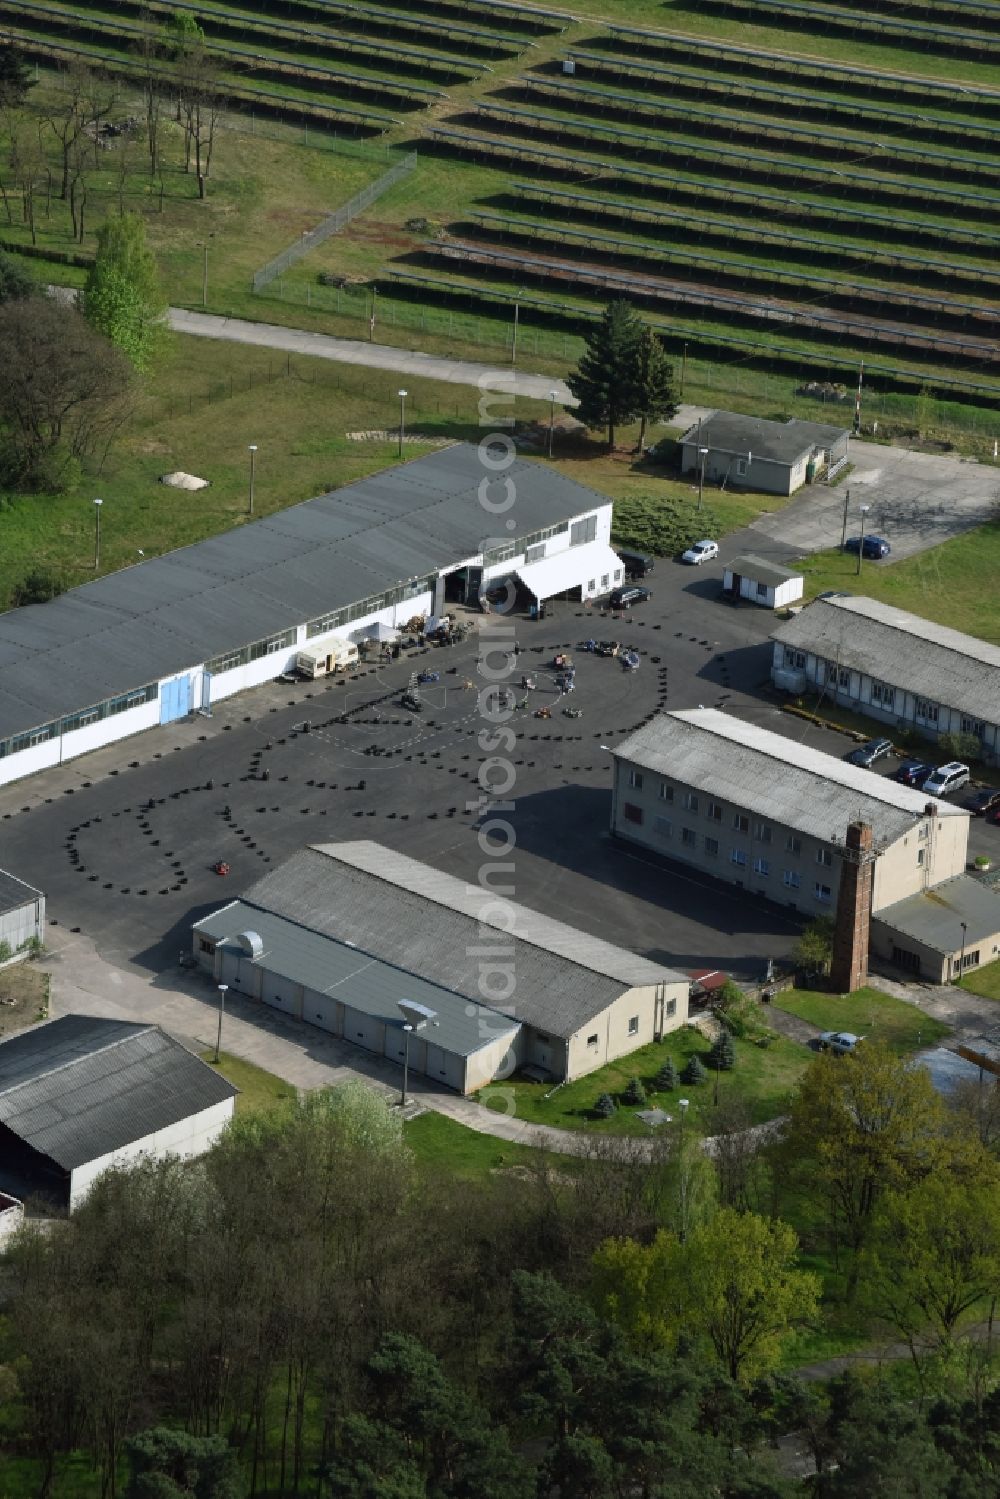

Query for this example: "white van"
[295,640,359,679]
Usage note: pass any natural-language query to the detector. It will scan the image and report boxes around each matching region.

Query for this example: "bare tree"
[177,47,221,200]
[45,64,115,200]
[134,11,163,179]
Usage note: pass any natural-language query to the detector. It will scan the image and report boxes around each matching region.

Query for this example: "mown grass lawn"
[773,986,951,1053]
[959,960,1000,1002]
[404,1111,537,1179]
[477,1025,809,1135]
[795,523,1000,644]
[199,1050,297,1115]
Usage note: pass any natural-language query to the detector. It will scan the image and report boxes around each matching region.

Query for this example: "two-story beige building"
[609,710,997,981]
[193,841,690,1092]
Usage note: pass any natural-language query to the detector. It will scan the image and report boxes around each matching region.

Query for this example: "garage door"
[425,1043,464,1092]
[345,1008,384,1054]
[264,975,300,1018]
[306,994,341,1034]
[160,674,192,724]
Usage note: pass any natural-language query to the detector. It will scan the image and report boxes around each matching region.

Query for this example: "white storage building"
[0,1015,237,1211]
[0,445,623,787]
[0,869,45,954]
[723,555,804,610]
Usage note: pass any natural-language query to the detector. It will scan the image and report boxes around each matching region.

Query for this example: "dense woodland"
[3,1050,1000,1499]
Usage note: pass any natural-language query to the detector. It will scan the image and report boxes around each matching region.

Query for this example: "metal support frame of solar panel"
[433,239,999,360]
[382,269,1000,399]
[677,0,997,49]
[511,181,1000,257]
[601,25,1000,106]
[562,50,1000,148]
[429,124,1000,220]
[467,209,1000,323]
[804,0,1000,20]
[514,78,1000,182]
[364,0,573,28]
[10,0,446,99]
[13,30,402,127]
[294,0,527,50]
[506,184,1000,284]
[131,0,484,79]
[471,103,1000,211]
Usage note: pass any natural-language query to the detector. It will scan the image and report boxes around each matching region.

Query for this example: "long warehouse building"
[0,445,624,787]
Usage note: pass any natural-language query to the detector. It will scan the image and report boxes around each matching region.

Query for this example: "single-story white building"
[0,445,623,787]
[193,841,690,1093]
[0,869,44,954]
[723,555,804,610]
[771,593,1000,766]
[0,1015,237,1211]
[680,412,850,496]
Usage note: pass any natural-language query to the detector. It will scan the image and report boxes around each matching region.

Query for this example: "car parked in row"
[608,585,651,610]
[964,788,1000,817]
[844,535,891,559]
[923,762,971,797]
[845,737,894,768]
[894,760,934,788]
[681,539,719,566]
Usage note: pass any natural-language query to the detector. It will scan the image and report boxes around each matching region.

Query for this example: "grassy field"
[404,1110,538,1178]
[959,960,1000,1001]
[198,1049,298,1113]
[772,985,951,1052]
[0,330,552,609]
[477,1024,810,1134]
[0,960,48,1038]
[795,523,1000,643]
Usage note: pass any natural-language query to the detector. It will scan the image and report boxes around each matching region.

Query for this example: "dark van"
[617,549,655,579]
[608,585,651,610]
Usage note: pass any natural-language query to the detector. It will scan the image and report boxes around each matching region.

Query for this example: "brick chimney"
[829,821,874,994]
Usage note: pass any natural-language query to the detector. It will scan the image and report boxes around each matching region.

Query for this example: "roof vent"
[924,803,937,818]
[236,931,263,960]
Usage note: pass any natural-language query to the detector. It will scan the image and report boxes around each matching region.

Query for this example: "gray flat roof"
[0,868,42,918]
[0,1015,237,1171]
[727,555,803,588]
[194,900,519,1058]
[615,708,966,848]
[0,445,612,741]
[219,841,687,1037]
[772,594,1000,725]
[873,874,1000,955]
[681,412,849,466]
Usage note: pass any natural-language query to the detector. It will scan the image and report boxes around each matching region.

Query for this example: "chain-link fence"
[251,151,417,291]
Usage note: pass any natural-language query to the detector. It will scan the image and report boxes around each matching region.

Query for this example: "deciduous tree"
[84,212,166,370]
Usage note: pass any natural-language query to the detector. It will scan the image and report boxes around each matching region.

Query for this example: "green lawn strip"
[0,331,551,608]
[476,1026,809,1134]
[404,1110,538,1177]
[959,960,1000,1001]
[773,986,951,1053]
[198,1050,298,1113]
[794,524,1000,644]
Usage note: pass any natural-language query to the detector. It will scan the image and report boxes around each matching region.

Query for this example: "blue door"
[160,674,192,724]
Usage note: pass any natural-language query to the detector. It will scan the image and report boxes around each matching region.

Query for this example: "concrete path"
[867,972,1000,1040]
[763,1001,823,1046]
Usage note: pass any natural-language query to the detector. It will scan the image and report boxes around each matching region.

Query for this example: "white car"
[923,762,971,797]
[818,1031,862,1056]
[681,539,719,566]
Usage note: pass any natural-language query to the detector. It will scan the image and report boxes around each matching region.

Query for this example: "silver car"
[818,1031,862,1056]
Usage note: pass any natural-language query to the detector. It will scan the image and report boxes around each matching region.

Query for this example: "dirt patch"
[0,961,49,1038]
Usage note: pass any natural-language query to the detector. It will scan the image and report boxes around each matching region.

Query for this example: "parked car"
[846,737,894,768]
[817,1031,862,1055]
[681,539,719,566]
[924,762,971,797]
[608,585,651,610]
[963,788,1000,816]
[617,549,655,579]
[894,760,934,788]
[844,535,891,559]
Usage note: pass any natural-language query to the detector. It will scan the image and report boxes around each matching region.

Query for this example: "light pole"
[840,486,851,551]
[958,921,968,981]
[397,389,407,458]
[93,497,103,570]
[856,503,871,576]
[398,999,438,1107]
[247,444,257,517]
[202,242,210,309]
[214,983,228,1064]
[401,1022,414,1107]
[547,388,559,458]
[697,447,709,514]
[511,288,525,367]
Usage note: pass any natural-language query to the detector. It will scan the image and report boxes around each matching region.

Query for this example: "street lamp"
[397,389,408,458]
[547,388,559,458]
[93,497,103,570]
[247,444,257,517]
[958,921,968,981]
[214,983,228,1064]
[398,999,438,1107]
[697,447,709,514]
[856,503,871,575]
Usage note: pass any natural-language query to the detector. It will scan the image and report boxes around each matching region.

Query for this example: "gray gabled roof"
[873,874,1000,956]
[681,412,849,466]
[0,868,42,917]
[224,842,686,1037]
[193,900,519,1058]
[614,709,966,848]
[0,1015,237,1171]
[0,445,612,741]
[726,555,803,588]
[772,595,1000,725]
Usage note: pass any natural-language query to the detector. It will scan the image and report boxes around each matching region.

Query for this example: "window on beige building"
[681,827,696,847]
[587,1033,598,1046]
[786,835,802,855]
[705,836,719,856]
[783,870,800,889]
[707,801,723,822]
[814,883,832,903]
[628,1016,639,1035]
[816,847,833,867]
[731,848,747,867]
[684,792,699,812]
[753,857,770,877]
[624,803,643,825]
[629,769,643,789]
[659,782,673,801]
[753,821,772,842]
[733,813,749,833]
